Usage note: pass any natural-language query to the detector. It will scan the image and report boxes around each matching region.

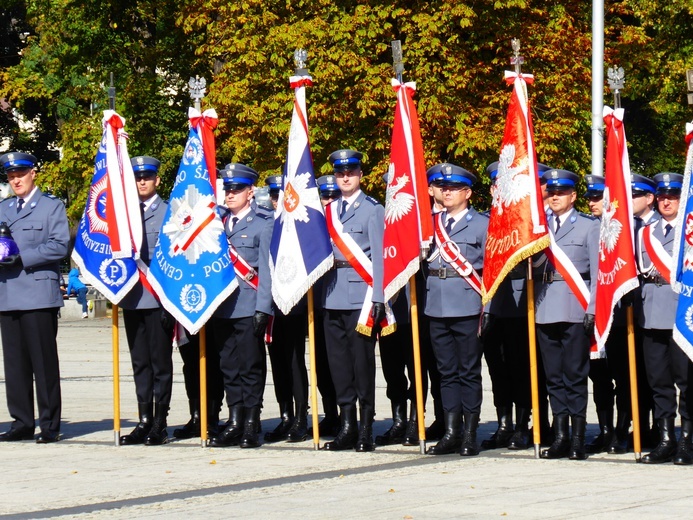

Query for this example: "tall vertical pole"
[189,76,209,447]
[392,40,427,454]
[108,73,122,447]
[592,0,605,178]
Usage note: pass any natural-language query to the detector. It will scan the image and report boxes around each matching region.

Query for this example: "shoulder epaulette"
[364,195,380,206]
[578,212,597,221]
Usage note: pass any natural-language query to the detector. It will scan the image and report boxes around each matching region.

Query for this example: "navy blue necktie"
[665,223,672,237]
[16,198,24,213]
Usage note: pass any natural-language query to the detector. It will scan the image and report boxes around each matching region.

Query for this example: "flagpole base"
[313,442,320,451]
[419,440,426,455]
[634,452,642,463]
[114,431,120,447]
[201,439,207,449]
[534,443,541,459]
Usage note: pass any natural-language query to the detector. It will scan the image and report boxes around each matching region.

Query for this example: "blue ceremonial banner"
[72,111,141,304]
[269,74,333,314]
[146,108,238,334]
[672,123,693,361]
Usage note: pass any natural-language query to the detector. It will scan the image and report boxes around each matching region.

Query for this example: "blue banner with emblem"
[673,123,693,362]
[146,109,238,334]
[72,112,141,303]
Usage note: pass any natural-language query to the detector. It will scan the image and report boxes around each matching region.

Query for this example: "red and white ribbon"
[641,223,673,284]
[432,213,483,296]
[543,233,590,309]
[325,201,395,336]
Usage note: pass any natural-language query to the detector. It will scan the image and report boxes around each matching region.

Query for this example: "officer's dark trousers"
[123,308,173,405]
[589,325,631,413]
[0,309,61,433]
[324,309,376,409]
[418,312,440,407]
[537,322,589,418]
[379,321,415,403]
[429,315,483,415]
[178,330,224,404]
[267,312,308,406]
[314,312,337,405]
[642,328,692,421]
[212,317,266,409]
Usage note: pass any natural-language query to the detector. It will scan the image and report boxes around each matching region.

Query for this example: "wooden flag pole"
[199,326,208,447]
[112,304,121,446]
[409,276,427,454]
[526,258,541,459]
[307,287,321,450]
[626,306,642,461]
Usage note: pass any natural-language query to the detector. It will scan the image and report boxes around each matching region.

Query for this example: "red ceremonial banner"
[594,106,639,353]
[383,79,433,302]
[481,72,549,304]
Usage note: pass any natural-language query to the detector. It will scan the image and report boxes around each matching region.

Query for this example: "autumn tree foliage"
[1,0,692,222]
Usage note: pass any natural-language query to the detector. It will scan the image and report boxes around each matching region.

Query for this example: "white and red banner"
[269,73,333,314]
[672,123,693,361]
[594,106,639,354]
[382,79,432,302]
[71,111,142,303]
[481,72,549,304]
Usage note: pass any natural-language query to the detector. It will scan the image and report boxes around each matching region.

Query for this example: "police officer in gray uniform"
[425,163,488,456]
[534,169,599,460]
[637,173,693,464]
[209,164,273,449]
[119,156,174,446]
[0,152,69,443]
[322,149,385,452]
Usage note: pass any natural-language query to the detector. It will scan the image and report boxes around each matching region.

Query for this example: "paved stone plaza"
[0,314,692,519]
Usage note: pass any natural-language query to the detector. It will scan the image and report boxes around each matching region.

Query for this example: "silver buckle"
[439,268,447,280]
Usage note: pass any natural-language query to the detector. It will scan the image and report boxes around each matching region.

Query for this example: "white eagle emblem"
[598,187,623,261]
[384,163,415,224]
[683,213,693,271]
[492,144,531,214]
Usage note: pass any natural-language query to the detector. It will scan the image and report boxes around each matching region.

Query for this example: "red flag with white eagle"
[382,79,433,301]
[481,72,549,304]
[594,106,639,354]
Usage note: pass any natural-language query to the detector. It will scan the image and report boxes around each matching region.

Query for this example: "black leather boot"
[674,420,693,465]
[608,410,629,454]
[586,408,613,454]
[428,411,462,455]
[355,406,375,452]
[287,403,309,442]
[569,415,587,460]
[240,406,261,448]
[209,405,244,447]
[173,399,201,439]
[376,401,407,446]
[642,417,677,464]
[324,405,358,451]
[481,406,514,450]
[402,402,419,446]
[508,407,531,450]
[264,401,294,443]
[145,402,170,446]
[460,412,480,456]
[207,400,221,438]
[540,415,570,459]
[120,402,153,445]
[426,400,445,441]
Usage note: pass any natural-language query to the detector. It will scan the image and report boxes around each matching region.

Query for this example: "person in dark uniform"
[209,163,273,449]
[310,175,341,437]
[172,328,224,440]
[0,152,69,443]
[119,156,174,446]
[424,163,488,457]
[631,173,659,449]
[262,174,311,444]
[534,169,599,460]
[322,149,385,452]
[637,173,693,464]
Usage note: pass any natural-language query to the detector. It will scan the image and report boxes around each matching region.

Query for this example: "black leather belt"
[428,267,482,279]
[538,271,590,283]
[640,274,669,286]
[334,260,352,268]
